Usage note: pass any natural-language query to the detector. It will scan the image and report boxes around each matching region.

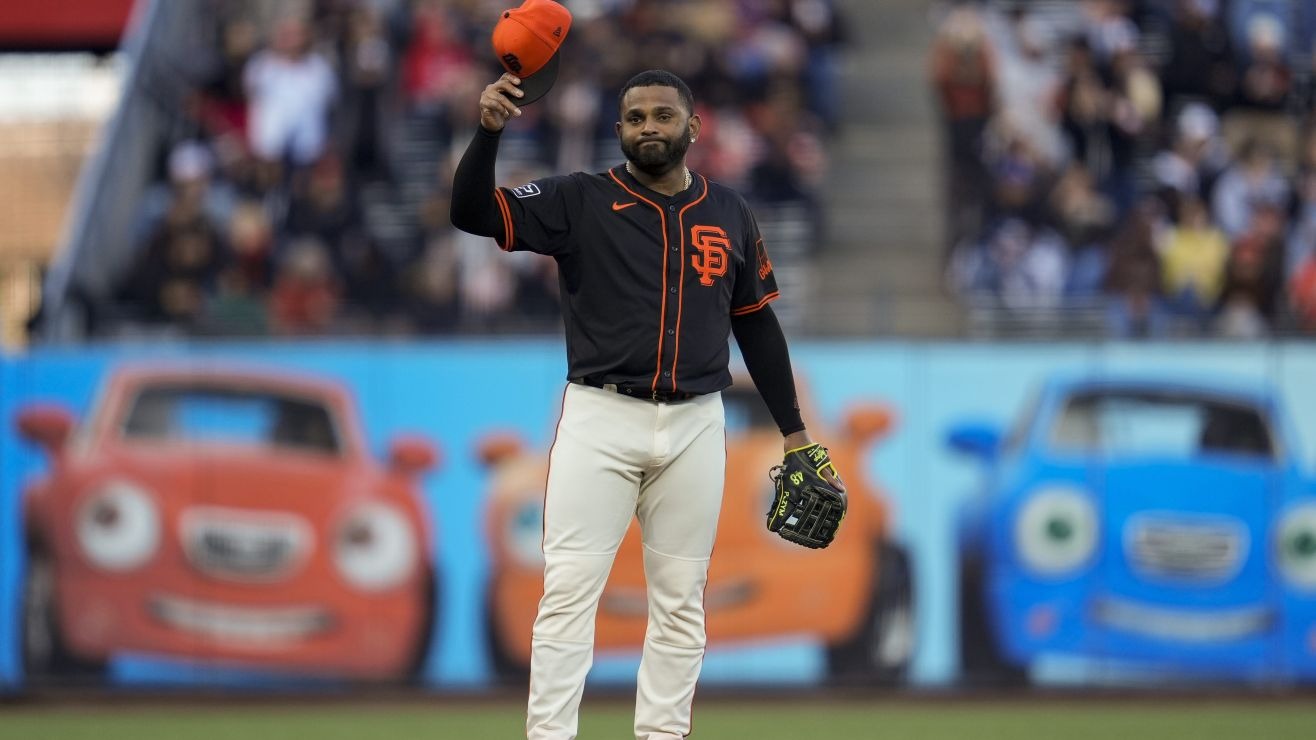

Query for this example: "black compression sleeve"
[450,126,505,238]
[731,305,806,436]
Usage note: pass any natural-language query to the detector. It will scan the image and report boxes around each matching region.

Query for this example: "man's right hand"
[479,73,524,132]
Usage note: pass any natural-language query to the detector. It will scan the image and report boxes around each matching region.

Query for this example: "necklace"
[627,161,691,192]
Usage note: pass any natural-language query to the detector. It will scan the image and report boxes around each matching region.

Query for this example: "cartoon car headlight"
[334,503,415,591]
[1014,486,1098,576]
[76,480,161,571]
[506,500,545,568]
[1277,504,1316,591]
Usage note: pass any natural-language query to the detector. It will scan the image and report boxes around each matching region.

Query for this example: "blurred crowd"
[934,0,1316,338]
[103,0,845,338]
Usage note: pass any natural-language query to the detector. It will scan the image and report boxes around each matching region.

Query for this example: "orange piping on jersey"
[493,188,515,251]
[671,174,710,391]
[608,167,670,393]
[730,290,780,316]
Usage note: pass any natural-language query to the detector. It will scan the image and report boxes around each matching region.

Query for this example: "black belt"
[572,378,699,403]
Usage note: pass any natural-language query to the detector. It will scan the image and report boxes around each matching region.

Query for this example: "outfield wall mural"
[2,341,1314,691]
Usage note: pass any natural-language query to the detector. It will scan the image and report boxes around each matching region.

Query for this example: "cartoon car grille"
[1126,517,1245,582]
[182,508,311,581]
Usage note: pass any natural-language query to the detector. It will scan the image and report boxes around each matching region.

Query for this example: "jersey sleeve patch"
[510,182,542,199]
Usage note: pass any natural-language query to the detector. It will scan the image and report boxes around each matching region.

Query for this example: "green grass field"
[2,699,1314,740]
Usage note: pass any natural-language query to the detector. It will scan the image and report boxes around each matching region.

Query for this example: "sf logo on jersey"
[690,226,730,286]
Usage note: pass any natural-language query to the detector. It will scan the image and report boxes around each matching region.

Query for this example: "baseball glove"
[767,443,846,549]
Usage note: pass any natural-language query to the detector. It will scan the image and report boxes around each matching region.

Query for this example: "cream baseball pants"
[526,382,726,740]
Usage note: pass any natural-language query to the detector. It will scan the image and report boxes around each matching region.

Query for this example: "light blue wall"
[2,340,1314,690]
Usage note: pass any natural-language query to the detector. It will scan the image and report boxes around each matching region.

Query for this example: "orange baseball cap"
[491,0,572,105]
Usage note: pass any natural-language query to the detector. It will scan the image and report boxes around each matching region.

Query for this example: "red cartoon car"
[16,364,439,682]
[479,378,915,685]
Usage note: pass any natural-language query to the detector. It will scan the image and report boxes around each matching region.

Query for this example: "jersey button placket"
[660,211,683,391]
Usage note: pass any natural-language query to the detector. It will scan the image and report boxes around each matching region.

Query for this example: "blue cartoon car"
[947,375,1316,684]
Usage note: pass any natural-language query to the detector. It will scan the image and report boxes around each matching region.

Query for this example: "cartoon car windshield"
[121,387,340,455]
[1048,390,1275,459]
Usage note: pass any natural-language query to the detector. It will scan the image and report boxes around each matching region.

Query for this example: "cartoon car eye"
[334,503,416,591]
[506,500,545,568]
[1014,486,1098,576]
[76,480,161,571]
[1277,504,1316,590]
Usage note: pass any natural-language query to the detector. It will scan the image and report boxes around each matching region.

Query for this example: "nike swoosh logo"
[612,201,637,212]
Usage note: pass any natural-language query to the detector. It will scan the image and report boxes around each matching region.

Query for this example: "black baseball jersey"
[492,165,779,396]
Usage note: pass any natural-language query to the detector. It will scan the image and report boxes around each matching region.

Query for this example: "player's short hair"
[618,70,695,117]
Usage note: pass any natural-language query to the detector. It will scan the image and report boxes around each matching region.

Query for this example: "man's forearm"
[731,306,805,436]
[450,126,505,238]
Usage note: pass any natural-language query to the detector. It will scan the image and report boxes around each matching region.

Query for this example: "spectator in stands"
[782,0,848,132]
[1161,194,1230,327]
[1047,162,1117,296]
[1159,0,1237,113]
[1226,0,1301,63]
[984,119,1053,226]
[930,5,998,256]
[269,236,342,335]
[243,16,338,173]
[1223,12,1298,165]
[746,83,828,210]
[336,3,395,183]
[1049,162,1116,239]
[1058,36,1120,203]
[226,199,275,292]
[117,188,226,329]
[509,252,562,331]
[401,0,479,145]
[946,217,1069,312]
[407,230,465,334]
[135,140,237,250]
[198,17,261,148]
[1287,166,1316,283]
[1103,197,1168,337]
[1215,199,1288,336]
[454,227,516,332]
[1075,0,1137,73]
[1210,137,1290,239]
[200,200,275,337]
[992,7,1065,167]
[286,155,366,259]
[88,0,846,340]
[1152,102,1229,206]
[201,265,271,337]
[1289,248,1316,332]
[1104,32,1162,212]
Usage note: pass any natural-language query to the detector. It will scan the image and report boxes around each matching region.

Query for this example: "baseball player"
[451,9,843,738]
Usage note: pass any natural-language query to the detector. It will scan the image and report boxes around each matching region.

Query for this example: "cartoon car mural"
[947,375,1316,684]
[479,379,914,684]
[16,363,440,682]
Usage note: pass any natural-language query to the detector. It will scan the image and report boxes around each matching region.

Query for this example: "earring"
[690,137,696,143]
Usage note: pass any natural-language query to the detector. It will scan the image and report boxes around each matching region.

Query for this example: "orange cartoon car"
[16,363,439,682]
[479,378,914,684]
